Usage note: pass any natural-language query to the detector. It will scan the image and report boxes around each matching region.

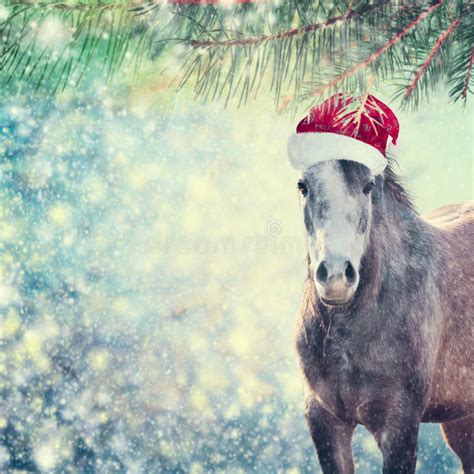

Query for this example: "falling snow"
[0,85,471,473]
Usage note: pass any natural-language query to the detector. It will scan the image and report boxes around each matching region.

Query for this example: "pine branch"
[190,0,391,48]
[1,0,472,110]
[404,17,460,99]
[6,1,132,11]
[462,47,473,98]
[7,0,261,10]
[285,0,446,109]
[445,4,473,104]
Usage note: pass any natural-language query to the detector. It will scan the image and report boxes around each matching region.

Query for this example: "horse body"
[294,161,473,473]
[425,202,474,422]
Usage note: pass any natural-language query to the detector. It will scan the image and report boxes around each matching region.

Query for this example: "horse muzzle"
[314,259,359,305]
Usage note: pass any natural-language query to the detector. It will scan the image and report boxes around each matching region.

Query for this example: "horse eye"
[297,180,308,197]
[363,180,375,195]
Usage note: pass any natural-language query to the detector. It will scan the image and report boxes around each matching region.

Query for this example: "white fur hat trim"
[288,132,387,175]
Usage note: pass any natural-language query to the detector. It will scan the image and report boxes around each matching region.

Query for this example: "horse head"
[296,160,376,306]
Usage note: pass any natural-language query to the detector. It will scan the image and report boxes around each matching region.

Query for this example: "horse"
[293,159,473,473]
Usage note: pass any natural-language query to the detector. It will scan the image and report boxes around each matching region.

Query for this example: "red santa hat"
[288,94,399,175]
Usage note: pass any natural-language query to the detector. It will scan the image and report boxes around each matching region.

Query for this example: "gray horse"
[294,159,473,473]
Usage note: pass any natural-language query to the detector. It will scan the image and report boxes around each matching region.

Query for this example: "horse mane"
[383,153,417,213]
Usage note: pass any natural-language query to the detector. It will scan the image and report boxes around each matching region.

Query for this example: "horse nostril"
[316,261,329,284]
[344,261,357,285]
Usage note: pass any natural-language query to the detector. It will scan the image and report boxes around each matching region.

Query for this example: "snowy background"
[0,79,472,473]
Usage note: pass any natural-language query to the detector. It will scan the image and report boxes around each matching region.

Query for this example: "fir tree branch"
[284,0,446,109]
[404,17,460,99]
[462,47,473,98]
[190,0,391,48]
[7,1,130,11]
[159,0,261,3]
[7,0,261,10]
[1,0,472,109]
